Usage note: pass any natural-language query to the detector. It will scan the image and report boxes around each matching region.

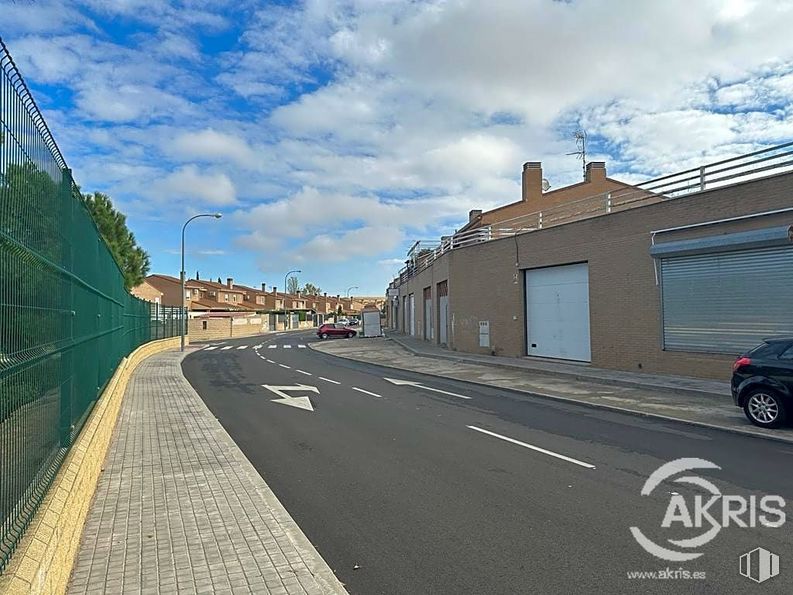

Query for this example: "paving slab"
[68,350,347,595]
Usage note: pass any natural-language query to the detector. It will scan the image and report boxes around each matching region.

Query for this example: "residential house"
[387,149,793,380]
[130,280,163,304]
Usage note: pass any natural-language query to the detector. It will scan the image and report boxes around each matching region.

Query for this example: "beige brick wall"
[0,336,183,595]
[394,171,793,380]
[187,316,280,341]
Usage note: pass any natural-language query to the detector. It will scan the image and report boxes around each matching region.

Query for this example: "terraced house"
[386,145,793,380]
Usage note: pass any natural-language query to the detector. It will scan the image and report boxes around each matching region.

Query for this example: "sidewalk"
[310,335,793,444]
[387,333,728,397]
[68,350,347,595]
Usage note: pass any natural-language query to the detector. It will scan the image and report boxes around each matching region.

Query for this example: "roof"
[147,274,202,289]
[190,279,245,293]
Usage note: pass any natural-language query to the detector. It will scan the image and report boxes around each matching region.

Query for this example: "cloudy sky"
[4,0,793,295]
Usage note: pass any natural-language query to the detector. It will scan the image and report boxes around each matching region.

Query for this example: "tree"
[82,192,150,289]
[302,282,321,295]
[287,275,300,294]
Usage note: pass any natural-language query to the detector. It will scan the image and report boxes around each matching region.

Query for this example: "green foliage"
[302,282,321,295]
[81,192,150,289]
[287,275,300,294]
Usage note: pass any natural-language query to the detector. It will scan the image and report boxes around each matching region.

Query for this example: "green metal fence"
[0,38,183,572]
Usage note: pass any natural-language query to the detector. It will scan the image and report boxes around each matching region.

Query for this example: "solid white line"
[283,345,292,349]
[221,346,233,351]
[279,364,291,369]
[319,377,341,385]
[420,385,471,400]
[237,345,248,350]
[352,387,382,398]
[298,344,307,349]
[268,345,277,349]
[466,426,596,469]
[204,346,218,351]
[296,370,312,376]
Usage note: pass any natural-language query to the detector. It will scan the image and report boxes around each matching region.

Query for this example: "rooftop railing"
[390,141,793,288]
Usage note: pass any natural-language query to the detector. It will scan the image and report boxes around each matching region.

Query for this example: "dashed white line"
[204,346,218,351]
[279,364,291,369]
[298,344,307,349]
[268,345,277,349]
[266,359,275,364]
[283,344,292,349]
[296,370,312,376]
[237,345,248,350]
[352,387,382,398]
[466,426,596,469]
[319,377,340,385]
[221,346,233,351]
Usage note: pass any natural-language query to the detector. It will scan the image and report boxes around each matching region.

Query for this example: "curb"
[308,343,793,447]
[386,334,727,400]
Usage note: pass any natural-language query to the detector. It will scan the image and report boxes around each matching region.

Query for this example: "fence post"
[59,168,74,447]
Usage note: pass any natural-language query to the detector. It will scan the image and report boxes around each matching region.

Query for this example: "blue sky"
[3,0,793,295]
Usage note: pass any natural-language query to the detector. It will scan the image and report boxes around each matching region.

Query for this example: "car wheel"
[321,333,329,340]
[743,388,786,428]
[346,332,354,338]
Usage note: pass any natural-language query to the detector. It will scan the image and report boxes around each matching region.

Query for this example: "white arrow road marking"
[352,387,382,398]
[298,344,307,349]
[283,344,292,349]
[263,384,320,412]
[221,346,233,351]
[268,344,277,349]
[466,426,596,469]
[237,345,248,350]
[319,377,340,385]
[384,378,472,399]
[204,346,218,351]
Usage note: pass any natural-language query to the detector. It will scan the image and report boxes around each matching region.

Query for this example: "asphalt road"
[182,331,793,594]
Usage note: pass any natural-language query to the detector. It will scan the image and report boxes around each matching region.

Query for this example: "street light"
[181,213,222,351]
[284,269,301,329]
[346,286,359,298]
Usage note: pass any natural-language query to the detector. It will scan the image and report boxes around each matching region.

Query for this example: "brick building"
[387,148,793,380]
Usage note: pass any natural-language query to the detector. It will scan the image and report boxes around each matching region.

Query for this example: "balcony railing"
[390,141,793,288]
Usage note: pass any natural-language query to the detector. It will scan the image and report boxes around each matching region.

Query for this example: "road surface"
[182,331,793,594]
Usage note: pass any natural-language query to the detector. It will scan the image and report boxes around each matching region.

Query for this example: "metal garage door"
[525,263,591,361]
[423,287,433,340]
[661,246,793,352]
[409,293,415,336]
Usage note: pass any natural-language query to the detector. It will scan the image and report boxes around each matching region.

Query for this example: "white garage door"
[525,263,591,362]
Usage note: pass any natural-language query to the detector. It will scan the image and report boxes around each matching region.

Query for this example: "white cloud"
[170,129,258,168]
[152,165,237,206]
[299,226,403,262]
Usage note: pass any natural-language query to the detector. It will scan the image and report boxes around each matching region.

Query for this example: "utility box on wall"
[362,305,383,338]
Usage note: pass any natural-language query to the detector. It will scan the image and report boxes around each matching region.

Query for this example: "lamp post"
[284,269,301,329]
[181,213,222,351]
[346,286,358,298]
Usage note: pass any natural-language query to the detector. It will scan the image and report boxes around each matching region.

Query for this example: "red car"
[317,323,357,339]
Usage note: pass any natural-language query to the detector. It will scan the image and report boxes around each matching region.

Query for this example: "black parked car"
[732,338,793,428]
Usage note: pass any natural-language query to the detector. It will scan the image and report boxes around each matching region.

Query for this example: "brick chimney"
[469,209,482,223]
[585,162,606,183]
[261,283,267,292]
[196,271,200,280]
[226,277,233,289]
[522,162,542,203]
[272,286,277,294]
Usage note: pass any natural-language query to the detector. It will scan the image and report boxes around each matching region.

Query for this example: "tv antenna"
[566,130,587,180]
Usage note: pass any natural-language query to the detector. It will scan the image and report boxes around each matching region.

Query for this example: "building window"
[224,293,229,302]
[185,291,190,299]
[232,294,237,302]
[202,320,208,330]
